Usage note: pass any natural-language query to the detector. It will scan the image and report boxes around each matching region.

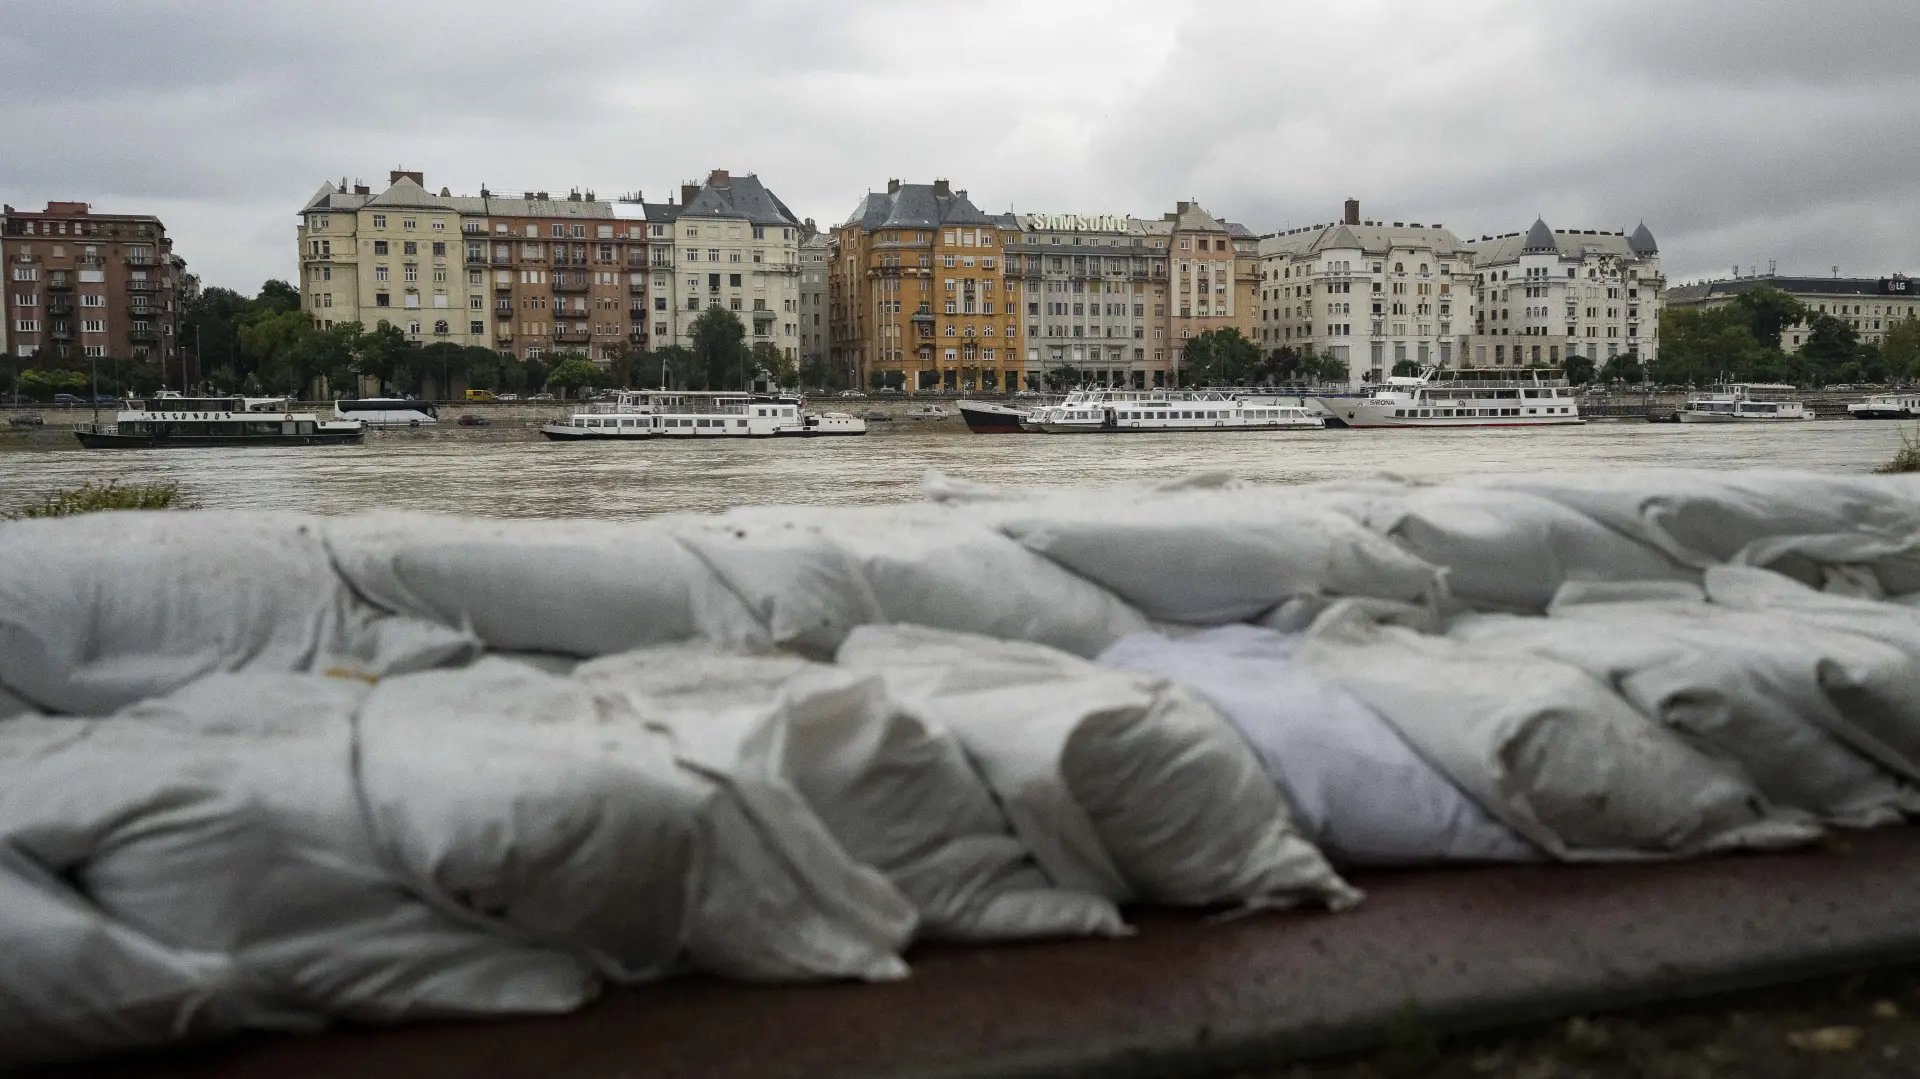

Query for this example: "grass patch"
[1876,426,1920,474]
[5,479,191,519]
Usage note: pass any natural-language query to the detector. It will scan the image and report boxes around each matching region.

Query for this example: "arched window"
[434,320,449,335]
[1394,262,1404,272]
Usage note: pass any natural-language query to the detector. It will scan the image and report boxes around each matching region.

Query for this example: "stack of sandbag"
[662,504,1149,657]
[924,472,1445,625]
[0,512,479,714]
[1295,477,1696,613]
[1295,603,1822,861]
[576,644,1127,940]
[356,659,918,984]
[1452,596,1920,828]
[837,625,1361,911]
[320,513,769,658]
[1484,469,1920,599]
[1099,625,1539,866]
[0,673,598,1068]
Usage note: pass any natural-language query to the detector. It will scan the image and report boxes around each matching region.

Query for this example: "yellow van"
[464,389,498,402]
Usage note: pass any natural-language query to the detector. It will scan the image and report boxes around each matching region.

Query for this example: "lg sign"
[1883,276,1912,294]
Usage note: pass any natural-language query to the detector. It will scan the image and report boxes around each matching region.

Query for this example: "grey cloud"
[3,0,1915,290]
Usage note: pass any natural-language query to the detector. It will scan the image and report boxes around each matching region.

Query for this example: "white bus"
[331,398,439,427]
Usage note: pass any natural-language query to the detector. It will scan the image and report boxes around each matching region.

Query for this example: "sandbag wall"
[2,467,1918,1067]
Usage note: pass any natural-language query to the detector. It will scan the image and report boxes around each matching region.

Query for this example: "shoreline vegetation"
[3,479,189,519]
[1876,426,1920,473]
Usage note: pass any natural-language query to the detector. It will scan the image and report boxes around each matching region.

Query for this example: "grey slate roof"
[681,173,800,227]
[1465,228,1642,265]
[480,197,612,219]
[1668,275,1914,304]
[1170,201,1228,233]
[1629,222,1658,255]
[301,182,369,215]
[1257,222,1470,260]
[844,183,998,231]
[1523,217,1557,252]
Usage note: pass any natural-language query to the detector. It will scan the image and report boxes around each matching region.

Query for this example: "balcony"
[465,250,489,266]
[551,275,589,293]
[129,307,162,321]
[554,328,590,344]
[128,328,160,343]
[495,307,514,319]
[127,280,155,293]
[47,305,75,319]
[628,282,647,295]
[125,256,155,268]
[50,325,74,341]
[492,252,513,265]
[47,277,73,292]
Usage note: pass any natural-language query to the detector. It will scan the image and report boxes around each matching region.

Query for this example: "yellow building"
[831,180,1024,392]
[1161,201,1261,384]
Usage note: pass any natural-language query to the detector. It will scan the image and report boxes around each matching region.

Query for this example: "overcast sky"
[4,0,1915,293]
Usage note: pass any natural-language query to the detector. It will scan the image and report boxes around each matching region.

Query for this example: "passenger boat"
[956,400,1027,433]
[1312,367,1582,428]
[73,392,365,448]
[1846,392,1920,420]
[332,398,438,427]
[1019,389,1324,434]
[1673,385,1811,423]
[904,404,951,420]
[540,390,866,440]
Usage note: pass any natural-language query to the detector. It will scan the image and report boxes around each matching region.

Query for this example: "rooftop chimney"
[524,191,536,201]
[932,179,951,197]
[956,189,967,202]
[709,169,730,186]
[682,183,700,206]
[887,178,901,194]
[439,187,451,197]
[1177,201,1191,214]
[353,184,370,196]
[536,191,549,201]
[390,169,423,186]
[1343,198,1359,225]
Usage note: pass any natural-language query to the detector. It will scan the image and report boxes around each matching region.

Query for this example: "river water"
[0,421,1911,520]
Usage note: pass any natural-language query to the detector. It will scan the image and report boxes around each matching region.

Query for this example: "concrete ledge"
[58,827,1920,1079]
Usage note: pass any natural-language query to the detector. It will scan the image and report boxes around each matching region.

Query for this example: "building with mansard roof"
[1462,219,1664,371]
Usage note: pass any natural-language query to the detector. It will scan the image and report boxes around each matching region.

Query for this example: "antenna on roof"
[1834,266,1841,278]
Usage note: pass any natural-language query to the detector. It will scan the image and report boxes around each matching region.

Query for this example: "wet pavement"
[62,827,1920,1079]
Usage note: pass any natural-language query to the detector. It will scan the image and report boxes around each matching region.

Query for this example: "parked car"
[496,394,520,402]
[838,390,868,398]
[52,393,84,407]
[456,414,491,427]
[465,389,499,402]
[528,393,556,402]
[7,413,44,428]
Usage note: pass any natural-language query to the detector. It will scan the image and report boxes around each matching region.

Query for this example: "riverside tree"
[688,306,749,390]
[1179,328,1260,386]
[544,357,605,399]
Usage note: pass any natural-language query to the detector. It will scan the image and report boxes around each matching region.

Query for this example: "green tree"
[688,306,749,390]
[1391,360,1423,378]
[1180,328,1260,386]
[752,341,798,388]
[544,358,605,398]
[1800,314,1860,371]
[1652,306,1767,386]
[1564,353,1596,385]
[1730,286,1809,352]
[238,308,317,396]
[352,323,417,395]
[254,279,303,316]
[1881,319,1920,382]
[1042,363,1081,392]
[18,368,87,401]
[1598,354,1643,385]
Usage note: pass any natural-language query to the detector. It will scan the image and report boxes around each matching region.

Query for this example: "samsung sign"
[1027,214,1129,233]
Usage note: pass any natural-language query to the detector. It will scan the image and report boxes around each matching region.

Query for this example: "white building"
[1011,213,1172,388]
[653,170,805,359]
[1462,219,1663,369]
[1256,201,1475,388]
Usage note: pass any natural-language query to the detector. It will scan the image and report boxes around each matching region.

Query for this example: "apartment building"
[830,180,1024,392]
[1462,219,1664,369]
[798,230,831,377]
[298,168,803,364]
[1667,273,1915,352]
[1257,201,1475,389]
[3,201,183,374]
[1160,201,1262,384]
[1012,212,1171,388]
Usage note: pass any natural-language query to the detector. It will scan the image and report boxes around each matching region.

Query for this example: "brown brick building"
[3,201,185,379]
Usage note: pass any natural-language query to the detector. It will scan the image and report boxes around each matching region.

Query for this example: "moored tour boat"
[1020,389,1324,434]
[1673,384,1811,423]
[1311,367,1582,429]
[956,399,1027,433]
[332,398,439,427]
[73,392,365,448]
[540,390,866,440]
[1846,392,1920,420]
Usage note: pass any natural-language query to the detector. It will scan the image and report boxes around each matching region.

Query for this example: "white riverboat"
[1020,389,1324,434]
[540,390,865,441]
[1846,392,1920,420]
[332,398,438,427]
[1673,384,1812,423]
[1312,367,1583,429]
[73,391,365,448]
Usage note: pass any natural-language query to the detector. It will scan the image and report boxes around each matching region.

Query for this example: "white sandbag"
[1452,605,1920,827]
[0,512,479,715]
[357,660,917,984]
[1304,480,1694,613]
[928,478,1444,625]
[0,684,36,720]
[837,625,1360,911]
[0,677,596,1065]
[1297,604,1820,860]
[322,512,767,657]
[1487,470,1920,595]
[1099,626,1538,866]
[578,645,1126,941]
[668,504,1148,658]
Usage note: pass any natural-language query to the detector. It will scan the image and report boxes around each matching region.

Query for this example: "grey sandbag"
[0,511,479,714]
[322,512,767,657]
[0,674,595,1067]
[1298,603,1820,860]
[577,644,1127,941]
